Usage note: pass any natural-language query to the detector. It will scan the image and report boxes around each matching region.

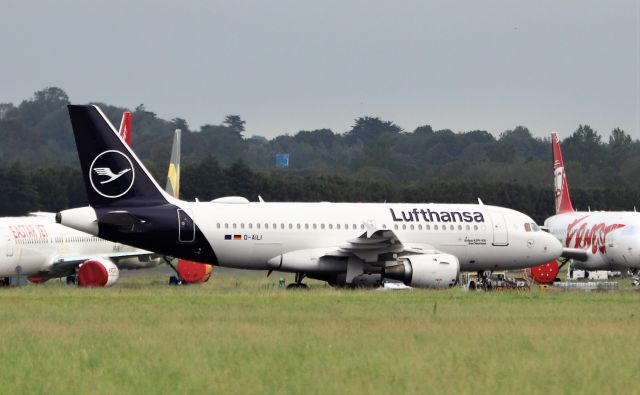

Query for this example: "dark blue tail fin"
[67,105,168,207]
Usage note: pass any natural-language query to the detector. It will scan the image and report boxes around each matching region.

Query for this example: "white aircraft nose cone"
[544,234,563,259]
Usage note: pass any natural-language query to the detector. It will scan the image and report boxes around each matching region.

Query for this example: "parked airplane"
[57,105,562,288]
[540,132,640,284]
[0,214,158,286]
[0,111,158,287]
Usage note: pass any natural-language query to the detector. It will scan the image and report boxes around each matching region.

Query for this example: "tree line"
[1,87,639,221]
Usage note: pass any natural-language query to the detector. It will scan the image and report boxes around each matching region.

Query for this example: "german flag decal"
[233,235,242,240]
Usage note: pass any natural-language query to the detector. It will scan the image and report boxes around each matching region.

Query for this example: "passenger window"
[297,224,301,229]
[241,223,245,229]
[264,223,269,229]
[394,224,399,230]
[466,225,470,231]
[450,225,454,230]
[410,225,414,230]
[352,224,357,230]
[329,224,333,230]
[288,224,293,229]
[248,223,253,229]
[257,223,261,229]
[313,224,317,229]
[273,223,277,229]
[233,223,237,229]
[474,225,478,231]
[426,225,430,231]
[321,224,325,230]
[434,225,438,230]
[305,224,309,229]
[281,224,285,229]
[458,225,462,230]
[336,224,341,230]
[402,224,406,230]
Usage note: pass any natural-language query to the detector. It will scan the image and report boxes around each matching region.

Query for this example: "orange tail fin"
[552,132,574,214]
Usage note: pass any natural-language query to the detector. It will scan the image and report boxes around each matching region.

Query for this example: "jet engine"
[530,260,559,285]
[177,259,212,283]
[77,258,119,287]
[383,254,459,288]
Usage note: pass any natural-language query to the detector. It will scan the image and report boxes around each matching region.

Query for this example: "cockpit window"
[524,223,531,232]
[530,223,540,232]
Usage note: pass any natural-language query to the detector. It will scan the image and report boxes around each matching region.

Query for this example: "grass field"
[1,272,639,395]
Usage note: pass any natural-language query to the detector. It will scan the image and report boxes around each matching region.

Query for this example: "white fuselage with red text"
[545,211,640,270]
[0,216,141,277]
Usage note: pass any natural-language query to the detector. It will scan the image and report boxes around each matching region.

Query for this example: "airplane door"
[5,236,13,257]
[177,209,195,243]
[490,213,509,246]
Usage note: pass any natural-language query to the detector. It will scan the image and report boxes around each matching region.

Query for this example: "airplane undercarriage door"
[177,209,195,243]
[489,213,509,246]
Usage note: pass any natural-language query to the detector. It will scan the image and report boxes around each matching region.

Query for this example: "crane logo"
[89,150,135,198]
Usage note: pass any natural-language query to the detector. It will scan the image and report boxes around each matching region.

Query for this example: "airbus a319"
[57,105,563,289]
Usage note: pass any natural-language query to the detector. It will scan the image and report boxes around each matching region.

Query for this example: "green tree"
[223,115,246,135]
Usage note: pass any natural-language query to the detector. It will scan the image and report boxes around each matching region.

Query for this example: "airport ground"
[0,268,638,394]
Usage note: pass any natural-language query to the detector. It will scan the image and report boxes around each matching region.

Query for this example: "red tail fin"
[552,132,574,214]
[118,111,132,146]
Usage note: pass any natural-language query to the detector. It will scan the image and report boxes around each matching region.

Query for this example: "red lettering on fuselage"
[565,216,625,254]
[7,224,49,240]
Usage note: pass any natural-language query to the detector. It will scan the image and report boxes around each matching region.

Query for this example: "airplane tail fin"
[67,105,169,208]
[552,132,575,214]
[118,111,132,146]
[165,129,181,198]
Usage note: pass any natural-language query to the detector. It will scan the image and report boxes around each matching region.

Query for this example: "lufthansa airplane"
[57,105,562,289]
[543,132,640,283]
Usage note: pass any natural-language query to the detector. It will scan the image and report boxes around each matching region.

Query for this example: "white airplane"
[57,105,562,289]
[0,111,158,287]
[0,214,157,286]
[543,132,640,283]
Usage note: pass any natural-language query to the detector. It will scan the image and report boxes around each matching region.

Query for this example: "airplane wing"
[326,224,435,263]
[43,251,160,278]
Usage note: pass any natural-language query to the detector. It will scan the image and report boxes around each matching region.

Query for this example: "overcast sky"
[1,0,638,139]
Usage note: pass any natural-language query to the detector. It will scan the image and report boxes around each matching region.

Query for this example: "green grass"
[0,274,639,395]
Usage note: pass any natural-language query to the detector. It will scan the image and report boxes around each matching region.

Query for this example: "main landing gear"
[286,273,308,289]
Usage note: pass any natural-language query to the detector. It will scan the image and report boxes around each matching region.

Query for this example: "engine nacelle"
[384,253,459,288]
[267,248,345,273]
[530,260,559,285]
[78,258,119,287]
[177,259,212,283]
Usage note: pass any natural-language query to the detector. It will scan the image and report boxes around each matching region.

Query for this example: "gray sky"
[1,0,638,139]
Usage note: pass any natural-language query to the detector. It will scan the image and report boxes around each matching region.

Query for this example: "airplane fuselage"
[63,201,562,274]
[545,211,640,270]
[1,216,146,278]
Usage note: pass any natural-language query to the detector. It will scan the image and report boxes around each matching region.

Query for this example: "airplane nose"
[542,233,563,259]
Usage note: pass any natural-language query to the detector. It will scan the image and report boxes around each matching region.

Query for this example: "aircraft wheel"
[286,283,308,290]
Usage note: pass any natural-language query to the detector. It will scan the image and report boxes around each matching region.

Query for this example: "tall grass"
[0,275,638,394]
